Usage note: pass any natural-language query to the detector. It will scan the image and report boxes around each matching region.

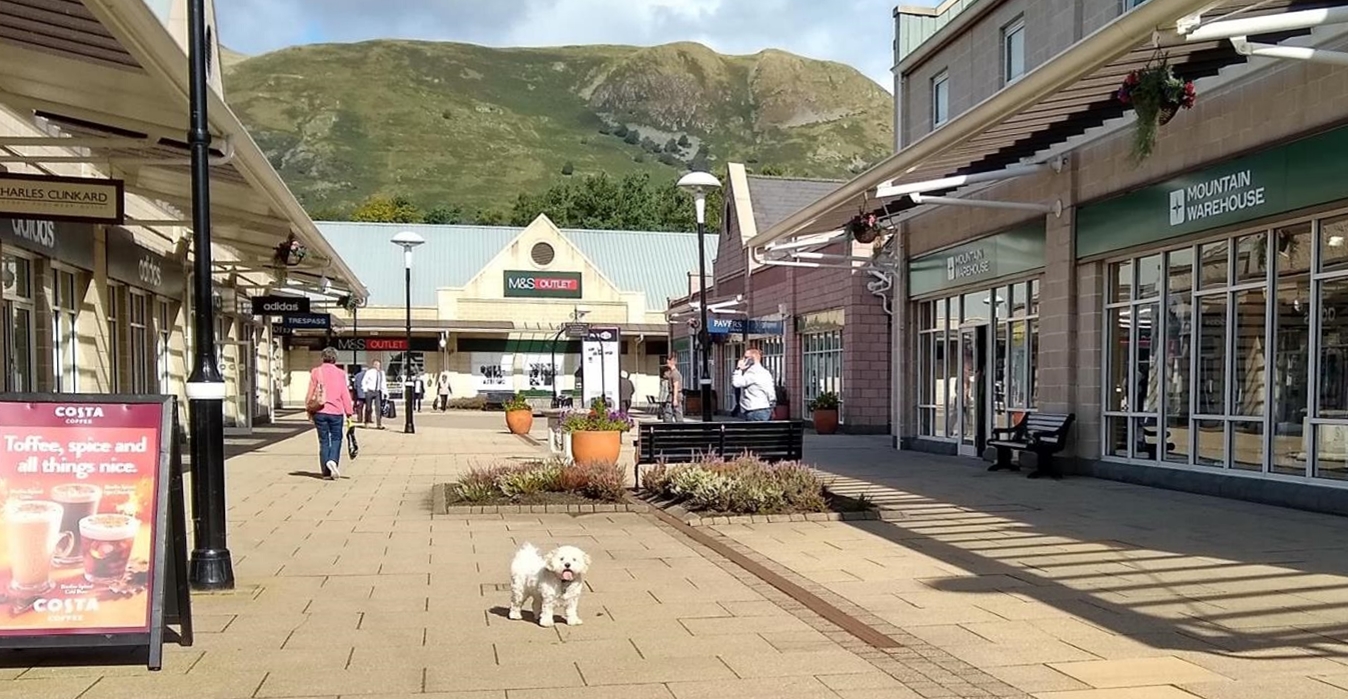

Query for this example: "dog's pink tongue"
[561,570,575,582]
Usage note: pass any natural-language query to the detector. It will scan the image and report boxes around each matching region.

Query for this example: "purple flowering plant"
[560,397,634,433]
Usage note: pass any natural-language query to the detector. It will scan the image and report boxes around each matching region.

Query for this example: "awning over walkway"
[747,0,1336,249]
[0,0,366,299]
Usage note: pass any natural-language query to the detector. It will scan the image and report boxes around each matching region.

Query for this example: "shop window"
[802,329,843,420]
[158,300,173,394]
[129,292,151,394]
[918,282,1041,440]
[722,342,744,414]
[52,268,79,393]
[2,253,34,393]
[931,71,949,127]
[759,337,785,395]
[1002,17,1025,84]
[107,283,122,393]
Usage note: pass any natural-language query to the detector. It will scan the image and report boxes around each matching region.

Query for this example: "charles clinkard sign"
[1077,124,1348,258]
[0,173,124,224]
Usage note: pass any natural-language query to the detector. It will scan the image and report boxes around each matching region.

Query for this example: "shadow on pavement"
[803,435,1348,660]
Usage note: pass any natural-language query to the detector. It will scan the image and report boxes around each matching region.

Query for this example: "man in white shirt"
[360,360,388,429]
[731,348,776,421]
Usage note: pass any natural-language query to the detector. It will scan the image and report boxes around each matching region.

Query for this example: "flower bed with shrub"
[444,459,626,506]
[640,455,860,516]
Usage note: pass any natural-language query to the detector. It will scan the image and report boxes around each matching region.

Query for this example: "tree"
[506,171,722,233]
[424,204,465,225]
[561,162,575,176]
[613,124,629,138]
[624,130,641,145]
[757,164,791,177]
[677,134,691,148]
[633,153,646,163]
[350,194,423,223]
[665,138,679,152]
[475,208,508,225]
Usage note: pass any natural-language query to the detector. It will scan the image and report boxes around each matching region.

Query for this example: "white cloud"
[215,0,899,89]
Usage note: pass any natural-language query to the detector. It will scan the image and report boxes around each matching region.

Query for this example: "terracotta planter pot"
[505,409,534,435]
[570,430,622,465]
[771,404,789,421]
[812,409,839,435]
[685,393,701,417]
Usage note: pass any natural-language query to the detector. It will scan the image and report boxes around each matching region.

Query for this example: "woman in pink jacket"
[307,347,355,480]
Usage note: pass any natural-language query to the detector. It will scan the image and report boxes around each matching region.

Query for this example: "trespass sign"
[503,271,583,299]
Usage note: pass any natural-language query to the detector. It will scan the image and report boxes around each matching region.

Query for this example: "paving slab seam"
[633,501,1034,698]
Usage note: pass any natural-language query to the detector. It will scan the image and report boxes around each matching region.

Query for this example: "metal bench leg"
[1026,452,1061,480]
[987,447,1018,472]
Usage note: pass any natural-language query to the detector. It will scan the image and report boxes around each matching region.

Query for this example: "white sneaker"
[326,460,340,480]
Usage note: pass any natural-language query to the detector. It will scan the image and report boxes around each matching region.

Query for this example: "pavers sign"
[0,173,124,224]
[503,271,582,299]
[0,395,192,670]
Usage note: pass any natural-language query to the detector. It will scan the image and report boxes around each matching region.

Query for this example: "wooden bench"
[986,412,1075,479]
[635,420,804,469]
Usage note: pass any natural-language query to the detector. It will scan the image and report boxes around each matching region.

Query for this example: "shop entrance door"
[958,324,990,458]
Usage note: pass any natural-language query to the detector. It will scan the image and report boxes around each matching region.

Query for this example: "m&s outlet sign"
[503,270,583,299]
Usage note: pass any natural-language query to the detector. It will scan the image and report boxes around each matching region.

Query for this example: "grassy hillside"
[223,40,893,217]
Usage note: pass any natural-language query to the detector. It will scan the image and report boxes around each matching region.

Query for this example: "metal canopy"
[0,0,368,300]
[747,0,1339,249]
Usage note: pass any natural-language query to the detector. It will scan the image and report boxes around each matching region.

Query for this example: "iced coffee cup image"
[79,514,139,584]
[6,500,64,595]
[50,484,102,566]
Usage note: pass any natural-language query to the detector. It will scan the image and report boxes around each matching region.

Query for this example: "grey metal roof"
[316,220,717,308]
[744,175,846,235]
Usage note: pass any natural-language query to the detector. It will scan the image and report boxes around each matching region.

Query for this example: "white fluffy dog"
[508,543,591,627]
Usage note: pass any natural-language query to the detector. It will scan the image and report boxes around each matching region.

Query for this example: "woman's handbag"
[305,374,327,415]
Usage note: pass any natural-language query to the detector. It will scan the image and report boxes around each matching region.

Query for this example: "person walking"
[360,359,387,429]
[437,368,452,411]
[306,347,355,480]
[658,355,683,423]
[414,371,427,412]
[731,348,776,422]
[618,370,635,413]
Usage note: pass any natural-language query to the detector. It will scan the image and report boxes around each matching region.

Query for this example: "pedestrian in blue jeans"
[307,347,355,480]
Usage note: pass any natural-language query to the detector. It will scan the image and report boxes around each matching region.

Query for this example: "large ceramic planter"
[570,430,622,464]
[505,409,534,435]
[812,409,839,435]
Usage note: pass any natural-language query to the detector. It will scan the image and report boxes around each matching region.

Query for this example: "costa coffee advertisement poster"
[0,401,163,635]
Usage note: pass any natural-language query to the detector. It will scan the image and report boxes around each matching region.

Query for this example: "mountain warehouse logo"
[1168,169,1266,227]
[946,248,991,282]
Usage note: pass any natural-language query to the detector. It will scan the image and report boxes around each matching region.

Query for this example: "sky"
[212,0,906,90]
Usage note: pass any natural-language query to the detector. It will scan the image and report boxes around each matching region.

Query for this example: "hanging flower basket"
[273,237,308,267]
[1116,59,1197,163]
[846,213,882,244]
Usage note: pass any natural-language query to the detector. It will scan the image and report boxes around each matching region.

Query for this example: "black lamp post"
[677,171,722,423]
[392,231,425,434]
[185,0,233,590]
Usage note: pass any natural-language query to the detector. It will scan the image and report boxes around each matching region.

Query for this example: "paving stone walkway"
[705,434,1348,699]
[0,412,912,699]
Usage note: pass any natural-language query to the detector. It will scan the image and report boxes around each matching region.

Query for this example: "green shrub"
[503,393,530,411]
[447,458,625,503]
[565,461,626,501]
[640,455,826,514]
[497,461,563,497]
[453,466,507,502]
[808,392,840,411]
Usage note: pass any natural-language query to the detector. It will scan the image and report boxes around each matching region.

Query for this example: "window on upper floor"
[1123,0,1149,10]
[932,71,950,127]
[1003,17,1026,84]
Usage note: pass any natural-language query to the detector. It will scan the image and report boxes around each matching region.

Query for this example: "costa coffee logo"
[137,257,162,289]
[54,405,104,425]
[9,219,56,249]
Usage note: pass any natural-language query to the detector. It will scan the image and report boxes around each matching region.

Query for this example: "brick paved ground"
[705,434,1348,699]
[0,412,908,699]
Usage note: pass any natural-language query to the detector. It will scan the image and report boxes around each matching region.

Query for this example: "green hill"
[222,40,893,218]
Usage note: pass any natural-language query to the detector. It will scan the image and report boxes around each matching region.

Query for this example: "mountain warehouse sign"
[503,270,583,299]
[1078,124,1348,258]
[1168,170,1267,227]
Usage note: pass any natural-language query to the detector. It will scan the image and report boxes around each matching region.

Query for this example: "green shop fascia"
[908,221,1046,298]
[1077,124,1348,258]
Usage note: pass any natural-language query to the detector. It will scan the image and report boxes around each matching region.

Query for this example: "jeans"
[743,408,772,422]
[364,391,383,427]
[660,402,684,423]
[313,413,345,475]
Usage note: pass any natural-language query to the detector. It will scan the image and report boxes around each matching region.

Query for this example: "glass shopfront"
[2,252,34,392]
[760,335,785,387]
[917,280,1041,455]
[52,267,81,393]
[799,309,844,420]
[1102,211,1348,481]
[909,223,1047,455]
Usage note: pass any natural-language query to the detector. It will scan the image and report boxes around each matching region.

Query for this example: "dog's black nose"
[564,562,571,568]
